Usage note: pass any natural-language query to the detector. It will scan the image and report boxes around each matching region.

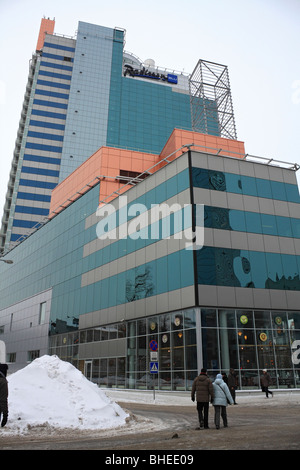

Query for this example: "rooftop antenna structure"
[189,59,237,140]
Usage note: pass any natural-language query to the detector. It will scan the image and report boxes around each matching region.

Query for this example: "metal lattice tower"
[189,59,237,140]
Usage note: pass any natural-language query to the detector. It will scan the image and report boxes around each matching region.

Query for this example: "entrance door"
[84,360,92,381]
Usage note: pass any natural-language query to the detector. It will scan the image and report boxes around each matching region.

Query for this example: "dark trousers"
[229,386,236,403]
[262,386,273,398]
[214,405,228,428]
[0,400,8,426]
[197,401,209,428]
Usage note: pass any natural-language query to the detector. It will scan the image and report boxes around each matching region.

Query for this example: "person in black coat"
[228,368,238,404]
[0,363,8,427]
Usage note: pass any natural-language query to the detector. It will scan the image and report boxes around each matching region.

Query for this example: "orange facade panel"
[49,130,245,218]
[49,147,158,217]
[36,18,55,51]
[160,129,245,161]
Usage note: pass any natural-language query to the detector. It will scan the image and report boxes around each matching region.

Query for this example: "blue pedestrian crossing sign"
[150,362,159,373]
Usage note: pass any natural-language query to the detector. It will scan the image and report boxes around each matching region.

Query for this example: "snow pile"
[3,355,128,433]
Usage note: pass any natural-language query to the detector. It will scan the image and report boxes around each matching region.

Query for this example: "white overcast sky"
[0,0,300,216]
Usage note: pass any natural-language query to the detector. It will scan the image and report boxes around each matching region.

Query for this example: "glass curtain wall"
[201,309,300,389]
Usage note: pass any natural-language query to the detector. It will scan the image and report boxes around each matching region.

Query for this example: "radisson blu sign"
[124,64,178,84]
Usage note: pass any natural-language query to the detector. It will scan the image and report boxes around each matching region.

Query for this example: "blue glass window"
[37,79,70,90]
[261,213,277,236]
[33,99,68,110]
[192,167,300,203]
[202,204,300,239]
[35,89,69,100]
[17,192,51,202]
[15,205,49,216]
[43,42,75,52]
[19,179,57,189]
[42,52,74,62]
[40,60,73,72]
[21,166,59,177]
[197,246,300,291]
[29,120,65,130]
[25,142,62,153]
[23,154,61,165]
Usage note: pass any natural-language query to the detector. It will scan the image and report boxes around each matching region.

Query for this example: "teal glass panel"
[281,254,300,290]
[197,246,300,291]
[225,173,243,194]
[291,218,300,238]
[261,213,277,236]
[277,215,292,238]
[209,170,226,192]
[229,208,247,232]
[247,250,267,288]
[192,167,300,203]
[265,252,283,289]
[245,211,261,233]
[196,246,216,285]
[271,180,287,201]
[256,178,272,198]
[192,168,209,189]
[233,250,251,287]
[240,175,257,197]
[285,183,300,203]
[203,204,300,239]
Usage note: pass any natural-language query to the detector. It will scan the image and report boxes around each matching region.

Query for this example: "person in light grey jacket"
[212,374,234,429]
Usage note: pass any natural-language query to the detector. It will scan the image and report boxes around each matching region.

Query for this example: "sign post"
[149,340,158,401]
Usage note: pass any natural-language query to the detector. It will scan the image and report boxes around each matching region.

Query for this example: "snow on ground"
[1,354,299,437]
[0,355,128,435]
[105,387,300,407]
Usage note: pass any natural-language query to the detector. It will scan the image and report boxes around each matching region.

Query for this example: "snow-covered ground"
[1,355,299,437]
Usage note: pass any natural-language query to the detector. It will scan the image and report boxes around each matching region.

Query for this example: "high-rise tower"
[0,18,235,253]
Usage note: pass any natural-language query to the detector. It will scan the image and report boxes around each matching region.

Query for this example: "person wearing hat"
[191,368,214,429]
[0,363,8,427]
[260,369,273,398]
[212,373,234,429]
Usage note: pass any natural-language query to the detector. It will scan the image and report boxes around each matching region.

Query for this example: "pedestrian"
[260,369,273,398]
[228,368,238,404]
[0,363,8,428]
[191,368,214,429]
[222,372,228,385]
[212,373,234,429]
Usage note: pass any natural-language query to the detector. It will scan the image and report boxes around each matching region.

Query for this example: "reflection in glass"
[220,328,238,370]
[277,370,295,389]
[201,309,217,327]
[219,310,236,328]
[202,328,219,370]
[254,311,271,329]
[137,336,147,371]
[257,336,275,370]
[184,309,196,328]
[117,358,125,387]
[159,313,171,332]
[240,370,260,389]
[238,329,257,369]
[172,371,185,390]
[197,247,300,291]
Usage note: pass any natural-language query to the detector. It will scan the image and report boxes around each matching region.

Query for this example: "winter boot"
[1,414,8,427]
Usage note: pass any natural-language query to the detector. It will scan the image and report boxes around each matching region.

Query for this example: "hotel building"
[0,18,299,391]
